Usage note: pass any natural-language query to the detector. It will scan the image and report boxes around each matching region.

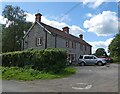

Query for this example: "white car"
[78,55,107,66]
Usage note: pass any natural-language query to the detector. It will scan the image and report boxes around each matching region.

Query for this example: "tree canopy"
[2,5,26,22]
[95,48,108,57]
[2,5,32,52]
[108,34,120,62]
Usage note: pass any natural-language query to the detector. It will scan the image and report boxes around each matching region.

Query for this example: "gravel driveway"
[2,64,119,93]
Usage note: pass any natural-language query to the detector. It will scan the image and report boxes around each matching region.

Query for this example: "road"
[2,64,119,93]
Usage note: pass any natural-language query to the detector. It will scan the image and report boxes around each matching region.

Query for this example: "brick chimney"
[79,34,83,40]
[35,13,42,22]
[62,26,69,34]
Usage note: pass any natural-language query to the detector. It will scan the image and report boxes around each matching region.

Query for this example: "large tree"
[108,34,120,62]
[95,48,108,57]
[0,25,2,53]
[2,5,32,52]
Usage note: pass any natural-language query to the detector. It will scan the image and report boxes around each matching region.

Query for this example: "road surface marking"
[72,83,92,90]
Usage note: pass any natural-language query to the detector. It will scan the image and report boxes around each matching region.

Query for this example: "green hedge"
[2,48,67,73]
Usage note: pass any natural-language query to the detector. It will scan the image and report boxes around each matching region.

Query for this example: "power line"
[56,3,81,21]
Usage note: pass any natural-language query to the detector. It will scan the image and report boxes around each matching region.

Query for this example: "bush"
[112,56,120,63]
[2,48,67,73]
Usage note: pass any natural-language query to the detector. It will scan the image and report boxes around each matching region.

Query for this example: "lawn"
[0,66,76,81]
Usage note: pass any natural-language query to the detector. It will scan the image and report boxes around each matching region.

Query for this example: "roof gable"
[23,21,51,39]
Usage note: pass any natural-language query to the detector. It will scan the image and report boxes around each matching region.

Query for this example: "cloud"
[0,15,7,24]
[25,12,35,22]
[84,11,118,36]
[88,38,113,54]
[25,12,85,37]
[86,13,95,18]
[82,0,106,9]
[0,12,85,37]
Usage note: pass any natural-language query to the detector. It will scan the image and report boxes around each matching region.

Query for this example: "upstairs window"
[35,37,42,46]
[72,42,73,48]
[66,40,69,48]
[72,42,76,49]
[37,38,42,45]
[80,44,83,50]
[85,45,87,51]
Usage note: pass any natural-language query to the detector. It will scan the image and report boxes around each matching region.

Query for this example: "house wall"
[23,23,45,50]
[23,23,92,62]
[47,32,56,48]
[50,34,82,61]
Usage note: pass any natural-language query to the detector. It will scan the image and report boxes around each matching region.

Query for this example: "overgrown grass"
[111,57,120,64]
[112,62,120,64]
[0,66,76,81]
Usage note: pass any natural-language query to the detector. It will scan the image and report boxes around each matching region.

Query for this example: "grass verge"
[0,66,76,81]
[112,62,120,64]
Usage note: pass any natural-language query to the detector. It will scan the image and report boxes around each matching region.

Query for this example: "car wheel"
[97,61,103,66]
[81,62,85,66]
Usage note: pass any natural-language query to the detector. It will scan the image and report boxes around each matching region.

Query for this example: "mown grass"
[0,66,76,81]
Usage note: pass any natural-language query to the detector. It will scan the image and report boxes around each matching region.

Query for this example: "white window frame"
[37,38,42,46]
[66,40,69,48]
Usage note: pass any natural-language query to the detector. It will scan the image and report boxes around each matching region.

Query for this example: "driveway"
[2,64,119,93]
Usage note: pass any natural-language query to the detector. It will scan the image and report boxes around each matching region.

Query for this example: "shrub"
[2,48,67,73]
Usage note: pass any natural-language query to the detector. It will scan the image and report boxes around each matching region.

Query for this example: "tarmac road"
[2,64,119,93]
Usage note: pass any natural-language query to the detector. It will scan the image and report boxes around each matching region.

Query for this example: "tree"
[108,34,120,62]
[2,5,32,52]
[95,48,108,57]
[0,25,2,53]
[2,5,26,22]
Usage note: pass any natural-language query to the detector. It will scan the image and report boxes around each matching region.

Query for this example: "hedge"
[2,48,67,73]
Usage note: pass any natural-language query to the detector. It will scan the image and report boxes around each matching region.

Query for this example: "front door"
[68,54,76,64]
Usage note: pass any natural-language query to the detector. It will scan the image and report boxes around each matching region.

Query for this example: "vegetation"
[2,48,67,73]
[0,25,2,54]
[108,34,120,62]
[94,48,107,57]
[2,5,32,53]
[1,66,76,80]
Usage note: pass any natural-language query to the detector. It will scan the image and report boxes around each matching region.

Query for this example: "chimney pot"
[79,34,83,40]
[62,26,69,34]
[35,13,42,22]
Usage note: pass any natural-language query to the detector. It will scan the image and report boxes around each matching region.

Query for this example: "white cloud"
[25,12,35,22]
[88,38,113,54]
[86,13,95,18]
[70,25,85,36]
[0,15,7,24]
[1,13,84,37]
[25,12,85,37]
[82,0,106,9]
[84,11,118,36]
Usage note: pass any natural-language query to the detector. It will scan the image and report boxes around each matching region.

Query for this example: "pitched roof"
[23,21,92,47]
[40,22,92,47]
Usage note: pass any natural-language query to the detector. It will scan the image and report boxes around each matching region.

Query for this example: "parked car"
[78,55,107,66]
[98,56,113,63]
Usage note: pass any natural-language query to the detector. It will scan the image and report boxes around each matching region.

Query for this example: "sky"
[0,1,119,54]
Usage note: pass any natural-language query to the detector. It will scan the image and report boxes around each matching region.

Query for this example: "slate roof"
[40,22,92,47]
[23,21,92,47]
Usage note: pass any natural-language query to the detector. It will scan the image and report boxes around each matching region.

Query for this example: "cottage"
[22,13,92,63]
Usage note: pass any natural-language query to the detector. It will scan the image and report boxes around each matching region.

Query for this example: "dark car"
[98,56,113,63]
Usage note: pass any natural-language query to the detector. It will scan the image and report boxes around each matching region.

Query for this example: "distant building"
[22,13,92,62]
